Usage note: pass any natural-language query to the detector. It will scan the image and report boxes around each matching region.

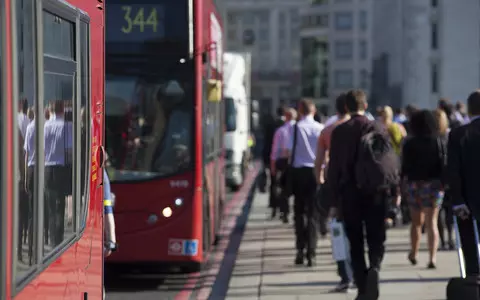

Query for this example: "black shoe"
[408,252,417,265]
[271,208,277,219]
[294,252,304,265]
[332,281,352,293]
[448,240,455,250]
[354,294,366,300]
[281,213,288,224]
[365,268,379,300]
[427,262,436,269]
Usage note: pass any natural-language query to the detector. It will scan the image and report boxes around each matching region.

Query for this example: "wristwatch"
[106,241,118,252]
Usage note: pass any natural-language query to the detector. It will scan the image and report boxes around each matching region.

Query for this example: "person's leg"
[292,170,306,264]
[269,170,277,218]
[457,216,480,275]
[408,206,424,264]
[363,191,388,300]
[303,170,319,265]
[437,207,446,249]
[344,212,367,296]
[333,260,353,292]
[424,206,440,267]
[444,204,455,249]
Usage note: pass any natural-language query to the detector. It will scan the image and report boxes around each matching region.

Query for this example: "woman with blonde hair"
[434,109,454,250]
[379,106,407,155]
[379,106,406,227]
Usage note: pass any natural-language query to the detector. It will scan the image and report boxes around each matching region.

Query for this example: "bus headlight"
[162,207,173,218]
[175,198,183,206]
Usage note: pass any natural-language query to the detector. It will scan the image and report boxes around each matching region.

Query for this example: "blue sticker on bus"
[182,240,198,256]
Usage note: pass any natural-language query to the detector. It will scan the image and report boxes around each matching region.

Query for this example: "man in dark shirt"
[328,90,387,300]
[448,90,480,276]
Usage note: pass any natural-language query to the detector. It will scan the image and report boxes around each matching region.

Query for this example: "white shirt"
[287,115,324,168]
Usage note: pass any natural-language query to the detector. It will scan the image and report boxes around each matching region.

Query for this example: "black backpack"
[354,125,400,192]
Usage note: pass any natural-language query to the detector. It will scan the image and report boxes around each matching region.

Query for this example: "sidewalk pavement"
[226,191,459,300]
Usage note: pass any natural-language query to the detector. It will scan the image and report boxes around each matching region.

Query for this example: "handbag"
[329,218,351,261]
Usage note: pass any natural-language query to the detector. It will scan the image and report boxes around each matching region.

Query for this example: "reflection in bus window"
[42,10,76,254]
[105,77,193,181]
[16,0,36,278]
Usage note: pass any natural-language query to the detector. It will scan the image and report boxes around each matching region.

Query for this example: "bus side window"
[15,0,37,281]
[42,9,77,255]
[79,20,91,229]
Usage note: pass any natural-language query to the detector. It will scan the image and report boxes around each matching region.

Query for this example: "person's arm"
[103,170,117,256]
[327,127,341,209]
[270,129,281,175]
[314,132,326,184]
[447,129,466,208]
[400,139,411,181]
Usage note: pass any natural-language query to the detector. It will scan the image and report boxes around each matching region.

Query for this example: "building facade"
[300,0,373,113]
[224,0,309,114]
[371,0,480,109]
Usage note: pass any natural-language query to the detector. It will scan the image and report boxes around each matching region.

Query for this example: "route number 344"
[121,6,158,33]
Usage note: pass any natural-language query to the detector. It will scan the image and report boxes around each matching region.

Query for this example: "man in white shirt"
[287,99,324,266]
[270,108,297,222]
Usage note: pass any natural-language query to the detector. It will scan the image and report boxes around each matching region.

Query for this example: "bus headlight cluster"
[175,198,183,206]
[162,207,173,218]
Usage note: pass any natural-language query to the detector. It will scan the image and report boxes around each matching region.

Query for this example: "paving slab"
[226,191,459,300]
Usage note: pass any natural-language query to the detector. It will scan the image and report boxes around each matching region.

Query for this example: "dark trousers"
[337,260,353,284]
[342,187,387,294]
[291,167,318,256]
[18,167,34,263]
[45,165,70,247]
[275,159,290,215]
[268,168,276,209]
[457,215,480,275]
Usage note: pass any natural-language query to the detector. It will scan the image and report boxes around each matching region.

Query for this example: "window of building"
[14,0,91,287]
[259,28,269,40]
[258,10,269,26]
[359,10,367,31]
[227,28,237,42]
[360,69,369,88]
[359,40,367,60]
[243,12,255,24]
[227,12,237,24]
[311,0,328,4]
[431,22,438,50]
[334,70,353,88]
[334,41,353,60]
[316,15,329,27]
[279,11,286,24]
[431,62,439,93]
[290,8,299,23]
[334,12,353,30]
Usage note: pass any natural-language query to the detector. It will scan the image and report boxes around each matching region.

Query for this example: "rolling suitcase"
[446,216,480,300]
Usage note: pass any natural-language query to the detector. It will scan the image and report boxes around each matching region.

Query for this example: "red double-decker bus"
[105,0,225,271]
[1,0,106,299]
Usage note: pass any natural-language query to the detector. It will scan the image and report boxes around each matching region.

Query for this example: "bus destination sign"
[107,4,165,42]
